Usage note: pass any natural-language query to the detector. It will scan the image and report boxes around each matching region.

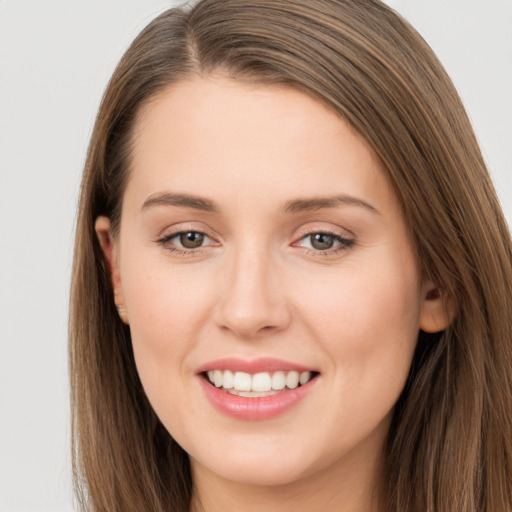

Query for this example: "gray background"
[0,1,510,510]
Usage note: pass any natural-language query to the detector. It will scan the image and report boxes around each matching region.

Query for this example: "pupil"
[311,233,334,250]
[180,232,204,249]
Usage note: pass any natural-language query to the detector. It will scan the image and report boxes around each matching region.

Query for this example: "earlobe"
[419,281,455,333]
[95,216,129,324]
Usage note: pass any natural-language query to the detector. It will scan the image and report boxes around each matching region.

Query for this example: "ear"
[95,216,129,324]
[419,280,455,333]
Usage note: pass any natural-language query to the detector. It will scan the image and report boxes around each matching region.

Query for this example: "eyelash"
[294,229,355,256]
[156,231,216,257]
[156,229,355,256]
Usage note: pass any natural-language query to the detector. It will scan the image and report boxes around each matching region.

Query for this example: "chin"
[195,454,313,487]
[187,432,336,488]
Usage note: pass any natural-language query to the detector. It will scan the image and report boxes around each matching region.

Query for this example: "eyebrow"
[282,195,379,215]
[141,192,219,213]
[141,192,379,215]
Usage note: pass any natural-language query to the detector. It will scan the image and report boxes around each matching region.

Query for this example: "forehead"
[134,76,370,155]
[126,76,396,215]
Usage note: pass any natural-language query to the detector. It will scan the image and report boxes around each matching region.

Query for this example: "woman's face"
[98,76,445,489]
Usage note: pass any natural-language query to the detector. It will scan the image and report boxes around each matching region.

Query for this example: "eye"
[178,231,206,249]
[309,233,336,250]
[157,230,214,253]
[295,231,354,254]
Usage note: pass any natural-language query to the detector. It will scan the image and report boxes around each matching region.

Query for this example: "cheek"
[119,261,219,437]
[120,255,215,388]
[286,264,421,452]
[296,257,421,388]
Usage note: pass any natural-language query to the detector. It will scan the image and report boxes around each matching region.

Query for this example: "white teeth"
[271,371,286,390]
[206,369,314,392]
[252,372,272,392]
[299,371,311,385]
[233,371,252,391]
[286,371,299,389]
[230,390,280,397]
[214,369,223,388]
[223,370,234,389]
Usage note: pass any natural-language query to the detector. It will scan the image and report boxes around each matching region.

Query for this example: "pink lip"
[196,357,315,374]
[197,358,319,421]
[199,378,317,420]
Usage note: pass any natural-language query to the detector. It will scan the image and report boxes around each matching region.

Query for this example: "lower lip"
[198,376,317,421]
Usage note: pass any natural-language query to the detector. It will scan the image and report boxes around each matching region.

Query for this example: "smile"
[197,358,320,420]
[205,370,315,397]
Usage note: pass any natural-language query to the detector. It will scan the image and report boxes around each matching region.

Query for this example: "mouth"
[202,369,319,398]
[197,357,320,419]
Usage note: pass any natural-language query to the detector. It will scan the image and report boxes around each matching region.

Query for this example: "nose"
[214,245,292,339]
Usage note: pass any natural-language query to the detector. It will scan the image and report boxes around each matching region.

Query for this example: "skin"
[96,76,450,512]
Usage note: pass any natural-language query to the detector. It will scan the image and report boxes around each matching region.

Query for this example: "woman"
[69,0,512,510]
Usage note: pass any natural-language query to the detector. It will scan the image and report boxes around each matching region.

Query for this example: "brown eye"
[294,231,354,254]
[179,231,205,249]
[310,233,335,250]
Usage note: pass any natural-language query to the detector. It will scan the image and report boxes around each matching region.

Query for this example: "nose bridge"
[215,238,290,338]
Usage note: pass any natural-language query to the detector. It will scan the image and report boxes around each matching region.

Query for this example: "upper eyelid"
[293,224,355,240]
[293,232,354,248]
[155,222,355,246]
[156,231,216,255]
[157,223,218,239]
[160,230,210,241]
[157,231,354,256]
[158,230,216,246]
[291,225,356,252]
[158,227,352,240]
[296,230,352,241]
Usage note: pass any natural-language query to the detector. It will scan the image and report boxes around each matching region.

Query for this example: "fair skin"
[96,76,450,512]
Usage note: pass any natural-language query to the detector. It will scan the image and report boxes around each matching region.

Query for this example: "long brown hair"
[69,1,512,510]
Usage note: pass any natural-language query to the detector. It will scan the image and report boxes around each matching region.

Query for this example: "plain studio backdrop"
[0,1,510,511]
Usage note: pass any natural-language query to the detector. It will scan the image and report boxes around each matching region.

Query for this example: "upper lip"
[196,357,317,375]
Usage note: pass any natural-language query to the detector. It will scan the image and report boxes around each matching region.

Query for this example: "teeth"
[272,371,286,390]
[229,389,281,397]
[299,371,311,385]
[214,370,223,388]
[252,372,272,392]
[233,371,252,391]
[286,371,299,389]
[206,370,314,392]
[223,370,234,389]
